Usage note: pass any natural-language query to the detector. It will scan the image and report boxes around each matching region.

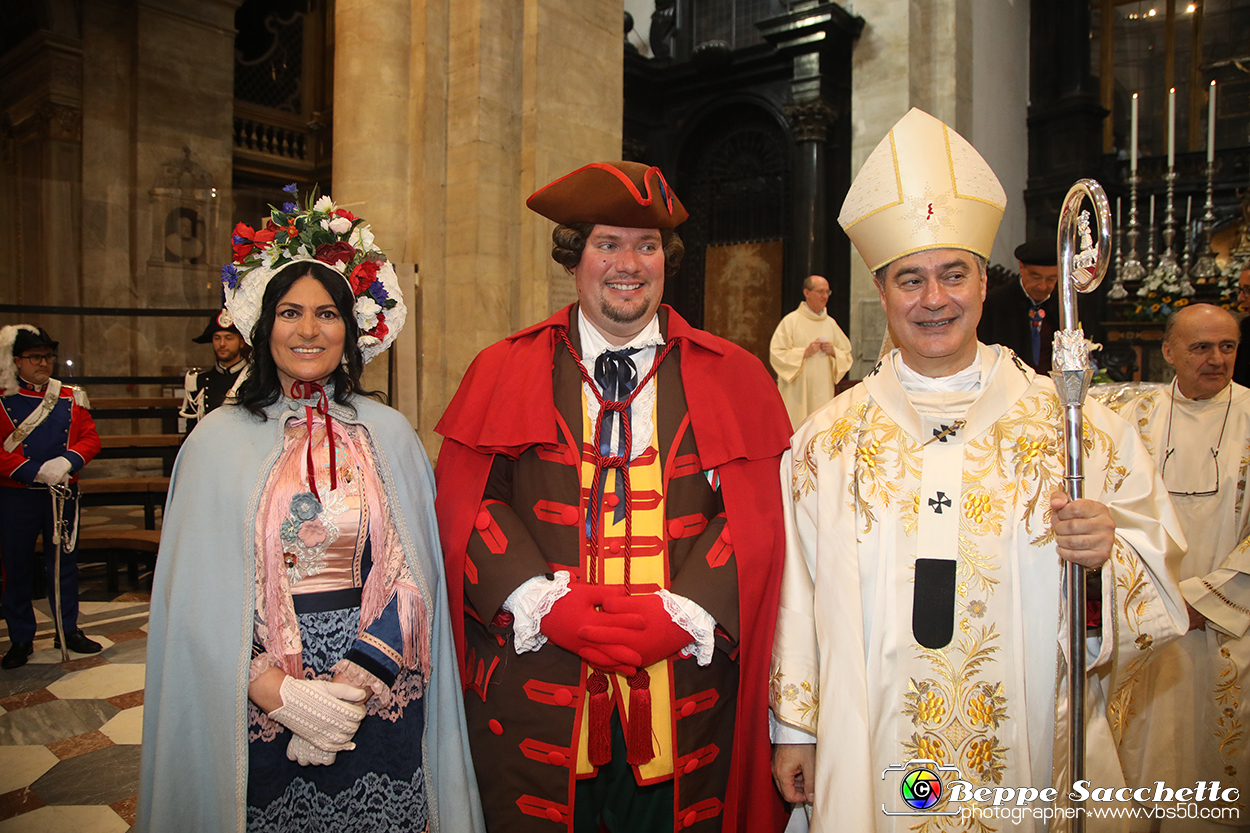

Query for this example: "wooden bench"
[88,397,183,421]
[94,434,184,474]
[78,477,170,529]
[36,528,161,593]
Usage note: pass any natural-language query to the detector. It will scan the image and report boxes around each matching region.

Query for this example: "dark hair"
[234,260,384,419]
[551,222,685,278]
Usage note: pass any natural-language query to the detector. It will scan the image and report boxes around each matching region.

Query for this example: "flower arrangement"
[1130,266,1193,322]
[221,183,407,363]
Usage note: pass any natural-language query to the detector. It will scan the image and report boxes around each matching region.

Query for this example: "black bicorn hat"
[193,307,242,343]
[1013,239,1058,267]
[11,326,58,355]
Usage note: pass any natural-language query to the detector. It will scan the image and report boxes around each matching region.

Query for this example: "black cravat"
[593,348,640,526]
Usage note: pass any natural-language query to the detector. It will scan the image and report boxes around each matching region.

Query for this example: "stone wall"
[332,0,623,450]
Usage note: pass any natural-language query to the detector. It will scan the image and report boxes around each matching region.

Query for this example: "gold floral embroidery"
[1214,643,1244,784]
[956,534,1000,597]
[848,403,922,534]
[769,666,819,730]
[792,401,866,501]
[964,391,1063,535]
[902,490,921,537]
[902,625,1011,793]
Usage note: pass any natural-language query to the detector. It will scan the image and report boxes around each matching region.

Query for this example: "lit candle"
[1167,87,1176,169]
[1131,93,1139,173]
[1208,80,1217,164]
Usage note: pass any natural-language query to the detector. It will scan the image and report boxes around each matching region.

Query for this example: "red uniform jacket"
[0,380,100,488]
[435,305,790,832]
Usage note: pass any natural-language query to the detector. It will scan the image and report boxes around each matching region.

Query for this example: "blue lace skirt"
[246,605,429,833]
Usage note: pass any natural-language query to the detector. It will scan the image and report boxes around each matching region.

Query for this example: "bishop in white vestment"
[1115,304,1250,830]
[769,108,1188,833]
[770,275,853,429]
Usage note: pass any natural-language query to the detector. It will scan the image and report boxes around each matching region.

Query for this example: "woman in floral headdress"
[138,189,484,833]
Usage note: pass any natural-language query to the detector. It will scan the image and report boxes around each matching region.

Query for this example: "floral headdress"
[221,183,407,364]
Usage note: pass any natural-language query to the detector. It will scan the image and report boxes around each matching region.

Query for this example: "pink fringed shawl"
[252,414,432,696]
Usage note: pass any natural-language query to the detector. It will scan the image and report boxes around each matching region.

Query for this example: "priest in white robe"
[769,107,1188,833]
[1114,303,1250,830]
[770,275,853,429]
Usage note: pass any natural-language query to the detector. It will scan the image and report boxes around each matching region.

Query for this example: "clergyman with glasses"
[1114,302,1250,815]
[0,325,102,669]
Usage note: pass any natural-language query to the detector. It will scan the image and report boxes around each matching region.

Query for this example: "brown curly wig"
[551,223,684,278]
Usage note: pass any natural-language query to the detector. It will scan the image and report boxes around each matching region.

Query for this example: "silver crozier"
[1051,178,1112,832]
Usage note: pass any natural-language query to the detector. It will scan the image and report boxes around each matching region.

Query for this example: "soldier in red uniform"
[435,162,792,832]
[0,325,102,669]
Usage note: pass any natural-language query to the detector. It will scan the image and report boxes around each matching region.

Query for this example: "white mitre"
[838,108,1006,272]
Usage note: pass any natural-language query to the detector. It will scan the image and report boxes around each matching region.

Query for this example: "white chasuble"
[769,303,853,429]
[1115,381,1250,829]
[771,344,1187,832]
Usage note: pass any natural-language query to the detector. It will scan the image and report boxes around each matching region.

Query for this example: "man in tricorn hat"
[977,239,1061,373]
[0,325,102,669]
[178,306,247,431]
[435,161,790,831]
[769,109,1187,830]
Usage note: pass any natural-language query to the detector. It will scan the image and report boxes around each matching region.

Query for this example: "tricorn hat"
[526,161,688,229]
[839,108,1006,273]
[192,307,241,343]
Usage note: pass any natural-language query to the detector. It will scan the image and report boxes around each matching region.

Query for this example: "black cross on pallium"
[933,425,954,442]
[928,491,951,513]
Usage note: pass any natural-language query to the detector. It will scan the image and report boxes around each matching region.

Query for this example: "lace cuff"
[502,571,572,654]
[658,589,715,666]
[330,658,390,706]
[249,652,282,683]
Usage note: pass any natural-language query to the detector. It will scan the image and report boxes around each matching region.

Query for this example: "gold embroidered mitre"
[838,108,1006,272]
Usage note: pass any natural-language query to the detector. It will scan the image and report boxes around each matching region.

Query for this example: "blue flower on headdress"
[290,492,322,522]
[221,264,241,289]
[282,202,298,214]
[368,281,389,304]
[282,183,299,196]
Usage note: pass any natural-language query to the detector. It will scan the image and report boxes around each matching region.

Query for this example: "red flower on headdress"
[367,313,388,341]
[334,208,357,222]
[232,222,277,262]
[315,241,356,266]
[349,260,380,295]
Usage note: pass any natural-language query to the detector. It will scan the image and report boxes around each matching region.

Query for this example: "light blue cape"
[137,396,484,833]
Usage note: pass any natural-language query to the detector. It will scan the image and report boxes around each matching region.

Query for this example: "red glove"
[541,583,644,675]
[580,593,694,669]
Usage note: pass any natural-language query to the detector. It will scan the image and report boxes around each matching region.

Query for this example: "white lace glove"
[268,677,367,753]
[287,733,338,766]
[35,457,72,486]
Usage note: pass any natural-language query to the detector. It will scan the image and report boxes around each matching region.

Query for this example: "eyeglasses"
[17,354,57,365]
[1161,380,1232,497]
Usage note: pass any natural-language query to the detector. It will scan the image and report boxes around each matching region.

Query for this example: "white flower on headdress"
[358,334,382,351]
[295,243,313,259]
[328,216,352,235]
[262,244,283,268]
[329,260,349,275]
[354,295,381,331]
[349,224,375,252]
[313,195,335,213]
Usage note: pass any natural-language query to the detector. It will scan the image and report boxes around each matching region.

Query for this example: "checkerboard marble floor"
[0,552,150,832]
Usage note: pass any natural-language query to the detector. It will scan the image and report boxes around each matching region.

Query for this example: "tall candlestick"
[1131,93,1139,173]
[1167,87,1176,169]
[1110,196,1128,299]
[1146,194,1157,272]
[1208,81,1217,164]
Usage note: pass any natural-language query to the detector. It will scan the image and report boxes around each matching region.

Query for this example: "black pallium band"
[912,558,956,649]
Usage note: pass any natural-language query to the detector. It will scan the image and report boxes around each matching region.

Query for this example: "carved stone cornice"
[34,101,82,143]
[785,98,837,143]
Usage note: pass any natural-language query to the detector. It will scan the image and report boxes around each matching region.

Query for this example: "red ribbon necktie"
[1028,305,1045,367]
[289,381,337,501]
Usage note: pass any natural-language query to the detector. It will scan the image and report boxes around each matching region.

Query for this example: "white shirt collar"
[576,307,665,369]
[894,348,984,393]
